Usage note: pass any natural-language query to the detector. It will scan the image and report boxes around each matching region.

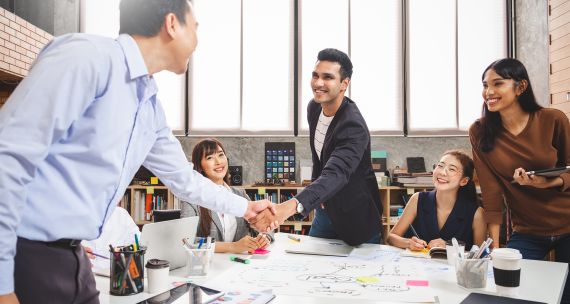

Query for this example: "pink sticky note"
[406,280,429,287]
[253,248,270,255]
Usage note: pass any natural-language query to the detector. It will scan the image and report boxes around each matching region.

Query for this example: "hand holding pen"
[408,224,427,250]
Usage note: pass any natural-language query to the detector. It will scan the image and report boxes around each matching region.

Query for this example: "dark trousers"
[508,232,570,304]
[14,237,100,304]
[309,207,382,244]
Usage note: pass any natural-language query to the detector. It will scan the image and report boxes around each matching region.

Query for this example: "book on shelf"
[400,247,447,259]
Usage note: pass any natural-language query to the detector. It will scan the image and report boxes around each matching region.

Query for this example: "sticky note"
[253,248,270,255]
[146,187,154,194]
[356,276,380,283]
[258,188,266,195]
[406,280,429,287]
[150,177,158,185]
[407,188,415,195]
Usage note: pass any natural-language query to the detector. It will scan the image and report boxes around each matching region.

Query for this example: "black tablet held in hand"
[529,166,570,177]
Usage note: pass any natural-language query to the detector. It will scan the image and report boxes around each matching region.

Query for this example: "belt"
[45,238,82,248]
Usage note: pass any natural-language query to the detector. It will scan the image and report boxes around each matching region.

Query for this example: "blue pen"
[198,238,205,249]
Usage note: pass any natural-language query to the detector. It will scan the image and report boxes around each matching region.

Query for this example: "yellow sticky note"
[146,187,154,194]
[150,177,158,185]
[407,188,415,195]
[356,276,380,284]
[258,188,266,195]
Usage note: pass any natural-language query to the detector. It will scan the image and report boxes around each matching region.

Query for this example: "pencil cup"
[146,259,170,294]
[109,246,146,296]
[184,242,215,277]
[455,258,490,289]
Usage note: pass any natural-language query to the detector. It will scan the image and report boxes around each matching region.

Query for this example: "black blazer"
[296,97,382,246]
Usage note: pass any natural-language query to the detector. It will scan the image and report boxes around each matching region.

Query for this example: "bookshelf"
[119,185,175,226]
[238,186,314,235]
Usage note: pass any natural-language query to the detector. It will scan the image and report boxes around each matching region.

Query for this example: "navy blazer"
[296,97,382,246]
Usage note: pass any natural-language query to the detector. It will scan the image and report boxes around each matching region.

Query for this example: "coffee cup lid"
[146,258,170,269]
[491,248,522,260]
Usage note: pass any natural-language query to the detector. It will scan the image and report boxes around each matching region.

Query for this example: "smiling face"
[482,68,524,113]
[311,60,349,106]
[200,145,228,185]
[432,154,469,191]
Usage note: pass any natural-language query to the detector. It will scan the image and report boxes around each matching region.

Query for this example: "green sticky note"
[371,150,387,158]
[147,187,154,194]
[356,276,380,283]
[258,187,266,195]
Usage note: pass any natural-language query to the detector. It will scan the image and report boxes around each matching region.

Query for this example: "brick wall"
[0,7,53,78]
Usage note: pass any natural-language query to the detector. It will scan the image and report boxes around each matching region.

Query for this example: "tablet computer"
[137,283,224,304]
[529,166,570,177]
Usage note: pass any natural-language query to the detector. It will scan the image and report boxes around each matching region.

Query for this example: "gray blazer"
[181,187,274,242]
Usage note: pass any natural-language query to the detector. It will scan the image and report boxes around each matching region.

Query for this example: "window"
[189,0,294,134]
[299,0,403,134]
[80,0,186,134]
[407,0,507,135]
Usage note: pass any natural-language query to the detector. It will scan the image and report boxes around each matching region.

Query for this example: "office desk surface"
[97,233,568,304]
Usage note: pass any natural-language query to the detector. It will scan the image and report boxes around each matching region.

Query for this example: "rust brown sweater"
[469,108,570,236]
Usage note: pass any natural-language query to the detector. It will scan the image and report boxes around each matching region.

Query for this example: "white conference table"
[97,233,568,304]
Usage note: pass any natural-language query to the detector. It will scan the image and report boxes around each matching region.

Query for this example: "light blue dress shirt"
[0,33,247,294]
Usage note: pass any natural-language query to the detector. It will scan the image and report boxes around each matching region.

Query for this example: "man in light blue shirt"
[0,1,276,303]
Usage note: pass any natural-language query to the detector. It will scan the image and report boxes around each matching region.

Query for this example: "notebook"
[400,247,447,259]
[285,238,354,257]
[141,216,199,270]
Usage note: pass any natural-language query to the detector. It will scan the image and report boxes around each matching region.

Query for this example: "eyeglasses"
[435,163,462,176]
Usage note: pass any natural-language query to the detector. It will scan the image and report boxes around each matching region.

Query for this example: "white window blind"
[408,0,507,134]
[190,0,293,134]
[300,0,403,134]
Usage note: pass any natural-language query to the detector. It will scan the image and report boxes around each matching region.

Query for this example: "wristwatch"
[295,198,304,214]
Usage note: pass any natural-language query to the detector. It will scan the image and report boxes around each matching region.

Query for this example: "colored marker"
[287,235,301,242]
[197,238,205,249]
[230,256,250,264]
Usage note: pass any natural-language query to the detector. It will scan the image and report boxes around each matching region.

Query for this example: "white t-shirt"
[314,110,334,160]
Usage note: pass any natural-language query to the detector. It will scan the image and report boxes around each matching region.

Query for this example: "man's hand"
[0,293,20,304]
[243,199,275,223]
[249,209,278,232]
[274,199,298,224]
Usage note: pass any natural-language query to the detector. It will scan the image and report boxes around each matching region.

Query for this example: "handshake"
[243,199,300,233]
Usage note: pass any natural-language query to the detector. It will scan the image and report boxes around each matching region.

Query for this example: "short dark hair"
[119,0,190,37]
[317,48,353,80]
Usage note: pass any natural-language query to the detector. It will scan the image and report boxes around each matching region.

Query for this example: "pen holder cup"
[455,258,489,289]
[109,246,146,296]
[184,243,215,277]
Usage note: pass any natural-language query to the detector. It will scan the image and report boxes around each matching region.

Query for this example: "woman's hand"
[231,236,259,253]
[512,168,563,189]
[409,236,427,251]
[83,246,95,259]
[255,234,270,249]
[427,238,446,249]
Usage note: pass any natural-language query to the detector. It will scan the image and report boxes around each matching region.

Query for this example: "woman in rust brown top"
[469,58,570,303]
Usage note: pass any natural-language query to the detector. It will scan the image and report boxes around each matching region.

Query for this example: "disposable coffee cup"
[490,248,522,297]
[146,259,170,294]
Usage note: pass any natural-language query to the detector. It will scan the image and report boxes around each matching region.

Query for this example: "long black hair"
[191,138,231,237]
[476,58,542,152]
